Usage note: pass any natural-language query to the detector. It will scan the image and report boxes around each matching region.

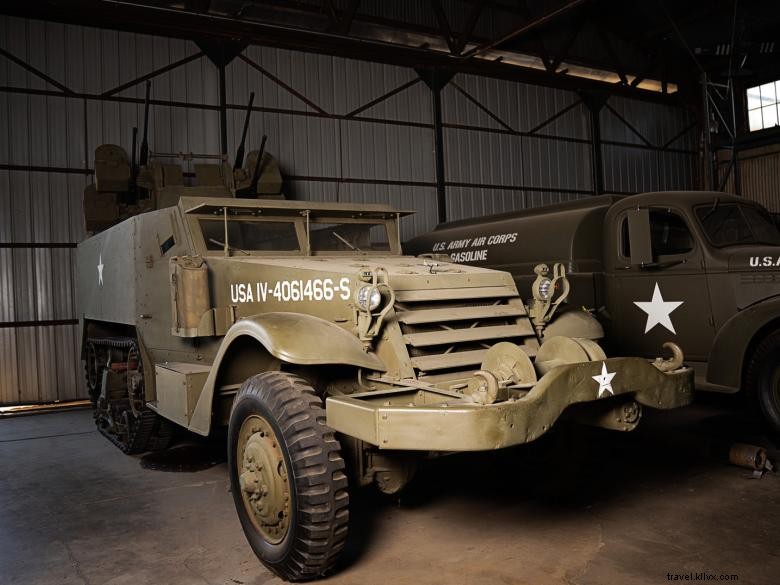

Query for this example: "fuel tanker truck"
[406,191,780,436]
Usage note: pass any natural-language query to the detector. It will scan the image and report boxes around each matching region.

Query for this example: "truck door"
[606,207,716,363]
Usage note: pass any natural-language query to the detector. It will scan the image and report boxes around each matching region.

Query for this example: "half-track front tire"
[745,330,780,437]
[228,372,349,581]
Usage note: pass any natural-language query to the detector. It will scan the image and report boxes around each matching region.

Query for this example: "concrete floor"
[1,399,778,585]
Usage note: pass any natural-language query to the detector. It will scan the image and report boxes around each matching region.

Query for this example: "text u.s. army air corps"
[431,232,519,263]
[231,278,351,303]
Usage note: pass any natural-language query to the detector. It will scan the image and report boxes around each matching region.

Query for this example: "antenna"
[234,92,255,170]
[139,80,151,166]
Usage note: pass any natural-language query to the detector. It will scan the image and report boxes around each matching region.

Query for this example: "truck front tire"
[228,372,350,581]
[745,330,780,437]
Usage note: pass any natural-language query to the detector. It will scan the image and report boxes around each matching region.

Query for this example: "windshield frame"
[694,201,780,248]
[187,210,401,257]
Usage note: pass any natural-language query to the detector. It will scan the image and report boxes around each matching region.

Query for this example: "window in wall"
[747,81,780,131]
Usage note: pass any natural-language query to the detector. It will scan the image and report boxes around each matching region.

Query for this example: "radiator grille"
[394,288,537,374]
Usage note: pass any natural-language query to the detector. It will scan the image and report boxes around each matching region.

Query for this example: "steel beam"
[430,0,458,54]
[417,68,455,224]
[334,0,361,35]
[345,78,421,118]
[0,47,74,95]
[581,92,608,195]
[0,0,686,105]
[603,102,653,147]
[453,0,486,55]
[450,81,514,132]
[0,319,79,329]
[527,99,582,134]
[461,0,589,60]
[0,242,77,248]
[101,51,205,97]
[219,64,228,155]
[238,54,328,114]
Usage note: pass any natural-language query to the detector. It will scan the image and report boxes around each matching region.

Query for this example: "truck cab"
[606,191,780,397]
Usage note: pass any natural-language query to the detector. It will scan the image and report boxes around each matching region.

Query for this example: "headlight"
[356,285,382,311]
[537,278,552,299]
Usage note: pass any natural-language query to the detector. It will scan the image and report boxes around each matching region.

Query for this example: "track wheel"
[745,330,780,437]
[228,372,349,581]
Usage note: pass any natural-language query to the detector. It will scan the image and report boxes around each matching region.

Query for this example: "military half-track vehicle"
[406,191,780,436]
[77,196,694,580]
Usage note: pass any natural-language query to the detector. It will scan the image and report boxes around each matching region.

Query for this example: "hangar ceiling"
[5,0,779,106]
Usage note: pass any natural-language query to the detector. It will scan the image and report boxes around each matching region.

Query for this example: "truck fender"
[543,309,604,340]
[707,295,780,390]
[188,312,386,435]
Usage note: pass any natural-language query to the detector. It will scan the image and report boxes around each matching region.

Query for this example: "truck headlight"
[537,278,552,299]
[356,285,382,311]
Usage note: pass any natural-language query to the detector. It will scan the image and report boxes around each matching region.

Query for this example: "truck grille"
[394,285,537,375]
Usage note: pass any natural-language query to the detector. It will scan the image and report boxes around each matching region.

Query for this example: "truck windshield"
[695,203,780,247]
[200,219,300,252]
[309,221,391,252]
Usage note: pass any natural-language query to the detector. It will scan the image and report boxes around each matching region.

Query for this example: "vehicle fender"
[707,295,780,390]
[543,309,604,340]
[188,312,385,435]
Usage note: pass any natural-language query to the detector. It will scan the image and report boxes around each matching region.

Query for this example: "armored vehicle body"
[77,196,693,580]
[407,191,780,435]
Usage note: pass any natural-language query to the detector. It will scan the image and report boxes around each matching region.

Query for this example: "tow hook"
[652,342,684,372]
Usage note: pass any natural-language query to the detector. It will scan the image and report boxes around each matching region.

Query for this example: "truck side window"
[620,218,631,258]
[649,210,693,256]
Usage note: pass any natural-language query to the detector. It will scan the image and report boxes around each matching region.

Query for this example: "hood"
[227,254,518,291]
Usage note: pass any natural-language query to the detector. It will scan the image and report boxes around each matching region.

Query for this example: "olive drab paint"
[77,192,695,578]
[406,190,780,435]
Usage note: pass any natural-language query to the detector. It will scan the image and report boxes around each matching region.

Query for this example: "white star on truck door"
[592,363,616,398]
[97,254,104,286]
[633,282,683,334]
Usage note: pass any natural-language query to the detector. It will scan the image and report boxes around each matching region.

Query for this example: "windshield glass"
[695,203,780,247]
[200,219,300,252]
[309,221,391,252]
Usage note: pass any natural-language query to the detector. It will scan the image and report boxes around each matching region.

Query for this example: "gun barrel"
[249,134,268,193]
[234,92,256,170]
[130,126,138,193]
[139,81,151,166]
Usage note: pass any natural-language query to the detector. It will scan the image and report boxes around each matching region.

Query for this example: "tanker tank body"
[405,195,622,310]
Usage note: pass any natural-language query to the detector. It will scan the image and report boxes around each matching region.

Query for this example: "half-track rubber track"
[87,336,172,455]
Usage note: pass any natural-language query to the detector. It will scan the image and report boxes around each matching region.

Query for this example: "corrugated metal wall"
[0,15,698,405]
[224,47,438,240]
[438,75,699,222]
[0,17,221,405]
[717,145,780,212]
[601,96,699,194]
[441,73,592,221]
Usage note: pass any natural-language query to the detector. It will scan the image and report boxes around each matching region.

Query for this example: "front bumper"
[325,358,693,451]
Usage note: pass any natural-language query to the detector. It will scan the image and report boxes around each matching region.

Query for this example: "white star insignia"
[592,362,616,398]
[97,254,104,287]
[633,282,683,334]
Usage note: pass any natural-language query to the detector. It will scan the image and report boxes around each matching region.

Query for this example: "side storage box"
[154,362,211,427]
